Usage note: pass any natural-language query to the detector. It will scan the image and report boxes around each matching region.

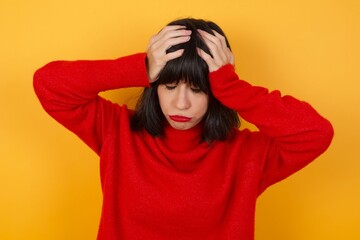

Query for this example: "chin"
[172,124,190,130]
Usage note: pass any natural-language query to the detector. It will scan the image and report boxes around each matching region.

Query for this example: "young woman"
[34,18,333,240]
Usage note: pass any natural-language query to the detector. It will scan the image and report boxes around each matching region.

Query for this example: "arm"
[33,53,150,154]
[34,25,192,155]
[210,65,333,193]
[198,29,334,193]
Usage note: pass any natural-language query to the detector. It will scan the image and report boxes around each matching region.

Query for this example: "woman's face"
[157,81,209,130]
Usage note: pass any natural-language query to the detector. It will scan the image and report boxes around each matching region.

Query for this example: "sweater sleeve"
[209,64,334,194]
[33,52,150,155]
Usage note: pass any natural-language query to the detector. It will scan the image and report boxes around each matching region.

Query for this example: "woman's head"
[131,18,240,142]
[156,18,231,93]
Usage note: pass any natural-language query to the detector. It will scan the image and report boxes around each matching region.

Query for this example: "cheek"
[157,88,168,112]
[196,96,209,116]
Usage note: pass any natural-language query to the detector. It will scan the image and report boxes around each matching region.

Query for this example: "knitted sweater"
[33,53,333,240]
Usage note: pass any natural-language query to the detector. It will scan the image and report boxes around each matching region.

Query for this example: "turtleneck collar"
[153,121,212,172]
[161,121,205,153]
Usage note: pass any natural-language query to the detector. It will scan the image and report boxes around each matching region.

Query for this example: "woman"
[34,18,333,240]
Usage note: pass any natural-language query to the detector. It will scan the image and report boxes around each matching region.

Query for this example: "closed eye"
[191,87,202,93]
[165,84,177,90]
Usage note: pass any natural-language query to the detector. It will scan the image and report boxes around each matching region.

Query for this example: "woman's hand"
[197,29,234,72]
[146,25,192,83]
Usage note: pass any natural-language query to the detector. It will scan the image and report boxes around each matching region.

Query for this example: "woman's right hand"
[146,25,191,83]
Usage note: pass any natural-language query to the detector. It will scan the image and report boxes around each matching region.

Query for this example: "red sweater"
[33,53,333,239]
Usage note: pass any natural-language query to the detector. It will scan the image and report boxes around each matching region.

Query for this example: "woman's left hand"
[197,29,234,72]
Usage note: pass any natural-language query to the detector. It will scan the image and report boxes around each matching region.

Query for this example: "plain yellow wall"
[1,0,359,239]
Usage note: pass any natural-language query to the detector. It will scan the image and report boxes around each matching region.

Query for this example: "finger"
[197,48,218,72]
[198,29,227,53]
[159,25,187,33]
[212,30,228,52]
[148,35,190,63]
[152,26,190,45]
[211,30,234,65]
[198,29,234,67]
[200,29,226,50]
[199,31,227,66]
[229,51,235,65]
[164,49,185,62]
[151,25,187,42]
[147,27,190,54]
[197,47,212,62]
[160,28,191,41]
[150,30,191,53]
[198,29,220,46]
[211,30,234,66]
[165,35,191,49]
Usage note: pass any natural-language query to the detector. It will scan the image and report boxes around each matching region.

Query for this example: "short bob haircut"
[131,18,240,142]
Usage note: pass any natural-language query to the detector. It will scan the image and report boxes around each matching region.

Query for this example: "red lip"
[169,115,192,122]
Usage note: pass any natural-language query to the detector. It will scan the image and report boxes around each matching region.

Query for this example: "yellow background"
[1,0,359,239]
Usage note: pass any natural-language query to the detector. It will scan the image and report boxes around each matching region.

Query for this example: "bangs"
[155,21,214,94]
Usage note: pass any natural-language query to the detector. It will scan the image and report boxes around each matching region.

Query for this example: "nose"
[174,85,191,110]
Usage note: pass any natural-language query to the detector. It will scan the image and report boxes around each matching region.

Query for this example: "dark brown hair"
[131,18,240,142]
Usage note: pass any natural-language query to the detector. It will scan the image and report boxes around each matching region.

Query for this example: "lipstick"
[169,115,192,122]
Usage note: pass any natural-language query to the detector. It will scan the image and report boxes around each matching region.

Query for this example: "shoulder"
[226,128,273,151]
